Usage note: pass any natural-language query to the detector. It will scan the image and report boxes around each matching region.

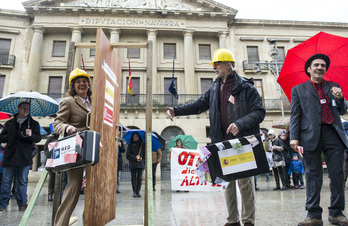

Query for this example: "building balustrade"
[45,93,290,112]
[242,60,284,71]
[0,54,16,67]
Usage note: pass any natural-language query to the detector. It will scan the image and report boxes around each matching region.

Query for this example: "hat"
[267,129,275,136]
[304,53,330,77]
[279,131,286,137]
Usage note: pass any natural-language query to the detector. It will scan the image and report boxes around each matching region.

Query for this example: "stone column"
[71,27,82,69]
[27,25,44,91]
[110,28,121,56]
[183,30,195,93]
[218,31,229,48]
[147,29,158,93]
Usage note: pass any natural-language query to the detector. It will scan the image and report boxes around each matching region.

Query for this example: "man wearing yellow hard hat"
[167,48,265,226]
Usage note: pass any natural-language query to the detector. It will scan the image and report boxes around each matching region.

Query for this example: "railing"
[243,60,268,71]
[0,54,16,67]
[242,60,284,72]
[46,93,290,112]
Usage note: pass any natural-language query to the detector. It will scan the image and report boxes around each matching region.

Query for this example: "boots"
[136,186,142,197]
[131,178,137,198]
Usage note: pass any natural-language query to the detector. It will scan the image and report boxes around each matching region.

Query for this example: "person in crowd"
[167,48,265,226]
[275,131,294,189]
[117,140,125,193]
[343,121,348,187]
[290,54,348,226]
[43,132,59,201]
[152,148,162,191]
[270,131,287,190]
[53,68,92,226]
[0,143,5,194]
[0,102,41,212]
[126,132,145,198]
[288,153,305,189]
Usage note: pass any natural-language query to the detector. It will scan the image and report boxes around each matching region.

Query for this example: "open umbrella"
[272,118,290,130]
[168,134,198,152]
[123,129,163,151]
[40,125,48,135]
[278,32,348,101]
[0,91,59,117]
[0,112,12,120]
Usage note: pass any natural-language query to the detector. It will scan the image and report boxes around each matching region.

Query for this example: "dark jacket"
[118,140,125,172]
[274,137,293,165]
[0,114,41,167]
[126,133,145,169]
[174,72,265,143]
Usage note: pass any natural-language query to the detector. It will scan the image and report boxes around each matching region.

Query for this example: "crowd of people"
[1,49,348,226]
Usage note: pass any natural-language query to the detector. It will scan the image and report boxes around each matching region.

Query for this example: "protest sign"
[171,148,222,191]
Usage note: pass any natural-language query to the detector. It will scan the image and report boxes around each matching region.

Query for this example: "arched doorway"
[160,126,185,179]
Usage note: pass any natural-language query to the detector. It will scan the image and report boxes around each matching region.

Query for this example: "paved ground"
[0,171,347,226]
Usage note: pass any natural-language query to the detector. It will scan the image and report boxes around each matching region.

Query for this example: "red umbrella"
[278,32,348,101]
[272,118,290,130]
[0,112,12,120]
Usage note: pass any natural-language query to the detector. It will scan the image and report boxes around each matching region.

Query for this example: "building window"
[277,47,285,62]
[200,78,213,94]
[164,77,178,105]
[199,44,211,60]
[0,75,5,98]
[247,46,259,62]
[254,79,263,98]
[90,41,96,57]
[126,77,140,104]
[52,41,66,57]
[127,42,140,59]
[48,77,62,100]
[0,39,11,55]
[164,43,176,59]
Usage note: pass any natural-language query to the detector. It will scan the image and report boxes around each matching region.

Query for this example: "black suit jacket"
[290,80,348,151]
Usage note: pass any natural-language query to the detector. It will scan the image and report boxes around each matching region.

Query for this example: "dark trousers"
[48,171,55,196]
[292,172,304,186]
[130,169,143,194]
[273,166,286,188]
[303,124,345,219]
[152,163,158,188]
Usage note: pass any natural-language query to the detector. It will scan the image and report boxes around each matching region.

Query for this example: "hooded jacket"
[0,114,41,167]
[288,153,304,175]
[174,72,265,143]
[126,133,146,169]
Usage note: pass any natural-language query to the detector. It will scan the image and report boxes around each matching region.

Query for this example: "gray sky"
[2,0,348,23]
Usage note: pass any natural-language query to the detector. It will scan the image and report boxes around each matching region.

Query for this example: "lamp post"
[255,39,285,118]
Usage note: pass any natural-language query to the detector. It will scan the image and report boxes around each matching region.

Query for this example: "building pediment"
[22,0,237,14]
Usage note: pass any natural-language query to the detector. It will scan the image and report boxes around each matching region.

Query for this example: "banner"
[171,148,222,191]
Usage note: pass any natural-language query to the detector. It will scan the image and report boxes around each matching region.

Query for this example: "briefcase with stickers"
[45,131,100,172]
[205,134,269,183]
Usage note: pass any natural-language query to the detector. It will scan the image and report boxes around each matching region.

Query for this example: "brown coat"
[152,148,162,164]
[53,95,89,135]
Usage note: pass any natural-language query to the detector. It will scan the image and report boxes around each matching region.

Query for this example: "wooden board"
[84,27,121,225]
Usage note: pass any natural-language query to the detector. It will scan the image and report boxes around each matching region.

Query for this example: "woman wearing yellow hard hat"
[53,68,91,226]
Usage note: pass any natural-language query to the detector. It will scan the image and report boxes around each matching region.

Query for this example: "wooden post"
[144,41,154,226]
[64,41,76,94]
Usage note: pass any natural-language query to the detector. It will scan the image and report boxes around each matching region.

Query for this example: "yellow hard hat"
[209,48,235,65]
[69,68,91,85]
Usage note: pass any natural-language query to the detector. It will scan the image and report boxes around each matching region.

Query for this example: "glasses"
[213,62,223,67]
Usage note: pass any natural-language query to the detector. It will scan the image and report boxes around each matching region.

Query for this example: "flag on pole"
[81,54,85,70]
[168,57,178,99]
[127,56,135,96]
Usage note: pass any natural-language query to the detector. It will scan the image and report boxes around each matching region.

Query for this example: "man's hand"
[226,123,239,136]
[66,125,77,135]
[25,129,32,137]
[331,86,343,101]
[290,139,300,152]
[166,107,175,121]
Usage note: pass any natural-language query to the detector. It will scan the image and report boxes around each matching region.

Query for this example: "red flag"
[128,56,135,96]
[81,54,85,70]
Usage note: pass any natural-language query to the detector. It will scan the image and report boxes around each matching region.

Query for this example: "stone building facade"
[0,0,347,176]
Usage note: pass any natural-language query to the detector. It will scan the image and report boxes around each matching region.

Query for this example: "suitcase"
[45,131,100,173]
